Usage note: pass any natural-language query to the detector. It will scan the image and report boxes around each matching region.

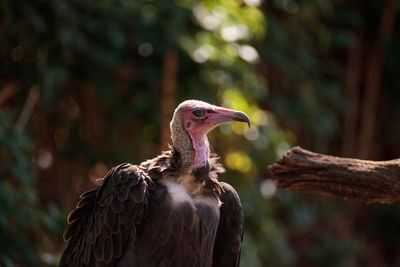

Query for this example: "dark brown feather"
[63,220,80,241]
[80,189,96,198]
[82,243,91,265]
[93,236,105,261]
[76,195,93,208]
[212,182,244,267]
[67,206,87,224]
[60,164,151,266]
[113,231,122,258]
[104,237,113,262]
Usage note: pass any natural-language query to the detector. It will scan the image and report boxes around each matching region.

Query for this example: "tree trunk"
[160,49,178,150]
[269,147,400,204]
[357,0,397,159]
[342,33,362,157]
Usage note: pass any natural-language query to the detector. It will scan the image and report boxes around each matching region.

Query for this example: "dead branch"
[268,147,400,204]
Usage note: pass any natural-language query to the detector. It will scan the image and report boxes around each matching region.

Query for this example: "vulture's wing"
[60,163,151,266]
[212,182,244,267]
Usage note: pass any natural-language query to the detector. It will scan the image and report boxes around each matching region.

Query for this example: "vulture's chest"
[120,180,221,267]
[162,179,221,212]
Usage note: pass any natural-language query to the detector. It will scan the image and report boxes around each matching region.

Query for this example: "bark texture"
[269,147,400,204]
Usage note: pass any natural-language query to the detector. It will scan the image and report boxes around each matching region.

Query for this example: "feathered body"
[61,100,248,267]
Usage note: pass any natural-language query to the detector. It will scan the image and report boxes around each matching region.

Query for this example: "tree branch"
[268,147,400,204]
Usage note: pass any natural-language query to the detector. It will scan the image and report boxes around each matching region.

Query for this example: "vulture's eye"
[192,109,206,117]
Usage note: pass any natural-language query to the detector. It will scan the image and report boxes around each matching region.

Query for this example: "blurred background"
[1,0,400,266]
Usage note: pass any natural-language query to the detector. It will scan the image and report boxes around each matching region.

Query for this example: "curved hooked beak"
[213,108,251,128]
[228,111,251,128]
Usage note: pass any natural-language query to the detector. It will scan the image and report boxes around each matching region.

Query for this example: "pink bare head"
[170,100,250,167]
[180,100,250,137]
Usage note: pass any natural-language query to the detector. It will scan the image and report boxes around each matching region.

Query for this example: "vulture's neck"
[191,134,210,167]
[170,113,210,169]
[173,132,210,169]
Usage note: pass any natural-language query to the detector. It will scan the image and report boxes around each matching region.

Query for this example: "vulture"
[60,100,250,267]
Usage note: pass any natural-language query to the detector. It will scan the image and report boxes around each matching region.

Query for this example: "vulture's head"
[170,100,250,167]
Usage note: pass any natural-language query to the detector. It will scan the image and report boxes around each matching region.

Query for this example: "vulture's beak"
[213,108,251,128]
[229,111,251,128]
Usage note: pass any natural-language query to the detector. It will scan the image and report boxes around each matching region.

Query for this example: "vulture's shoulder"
[139,147,181,178]
[213,182,244,267]
[60,163,152,267]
